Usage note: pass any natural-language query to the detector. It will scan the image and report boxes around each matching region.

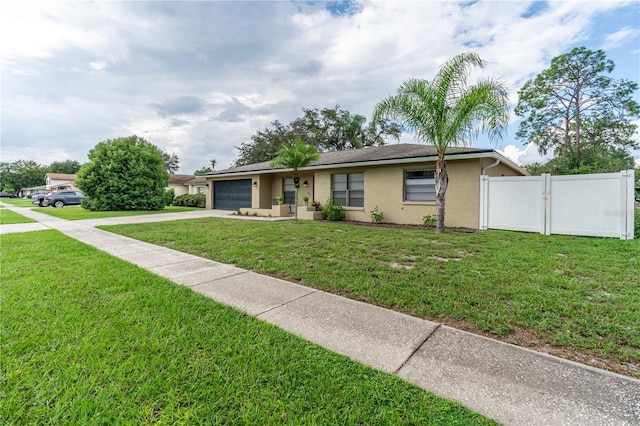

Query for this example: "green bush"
[322,199,345,221]
[423,215,437,227]
[173,194,205,208]
[370,206,384,223]
[163,188,175,206]
[76,135,168,211]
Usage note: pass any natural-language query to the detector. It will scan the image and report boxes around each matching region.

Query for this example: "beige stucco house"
[203,144,527,229]
[45,173,78,191]
[168,174,207,196]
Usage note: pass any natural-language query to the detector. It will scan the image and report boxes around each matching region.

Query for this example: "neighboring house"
[45,173,78,191]
[168,174,207,196]
[20,185,49,197]
[203,144,528,229]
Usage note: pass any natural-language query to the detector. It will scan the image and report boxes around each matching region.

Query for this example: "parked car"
[32,192,51,206]
[27,192,47,200]
[41,190,85,208]
[0,191,17,198]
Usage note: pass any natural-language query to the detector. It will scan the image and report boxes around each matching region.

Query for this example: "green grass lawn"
[101,218,640,377]
[1,231,494,425]
[0,198,35,207]
[32,205,200,220]
[0,208,36,224]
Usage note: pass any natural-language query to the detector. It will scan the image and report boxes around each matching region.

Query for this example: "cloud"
[499,143,553,166]
[601,27,640,50]
[148,97,208,118]
[1,0,638,175]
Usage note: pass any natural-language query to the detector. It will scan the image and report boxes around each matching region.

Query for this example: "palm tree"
[373,52,509,233]
[271,138,320,222]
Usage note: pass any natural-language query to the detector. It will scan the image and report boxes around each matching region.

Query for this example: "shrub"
[423,215,437,227]
[370,206,384,224]
[322,199,345,221]
[173,194,205,208]
[76,135,168,211]
[163,188,175,206]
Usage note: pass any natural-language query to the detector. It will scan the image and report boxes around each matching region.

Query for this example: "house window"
[283,178,295,205]
[332,173,364,207]
[405,170,436,201]
[197,187,205,194]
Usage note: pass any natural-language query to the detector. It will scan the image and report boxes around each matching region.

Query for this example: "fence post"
[542,173,551,235]
[479,175,488,230]
[621,170,634,240]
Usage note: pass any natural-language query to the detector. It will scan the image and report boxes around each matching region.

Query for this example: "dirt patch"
[320,220,477,233]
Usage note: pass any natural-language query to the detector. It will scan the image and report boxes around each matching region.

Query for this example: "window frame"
[331,172,364,207]
[404,169,436,202]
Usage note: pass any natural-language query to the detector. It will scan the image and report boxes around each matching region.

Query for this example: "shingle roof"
[46,173,77,181]
[169,174,197,185]
[207,144,496,176]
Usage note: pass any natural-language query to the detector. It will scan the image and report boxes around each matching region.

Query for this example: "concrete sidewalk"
[2,204,639,425]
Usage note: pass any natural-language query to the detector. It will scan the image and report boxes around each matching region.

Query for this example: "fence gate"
[479,170,635,240]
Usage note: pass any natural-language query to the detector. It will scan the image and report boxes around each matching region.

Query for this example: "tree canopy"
[162,151,180,174]
[515,47,639,174]
[234,106,401,167]
[0,160,50,193]
[373,52,509,233]
[49,159,82,174]
[76,135,169,211]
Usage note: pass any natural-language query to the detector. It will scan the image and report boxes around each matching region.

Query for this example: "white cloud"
[1,0,638,174]
[499,143,552,166]
[601,27,640,50]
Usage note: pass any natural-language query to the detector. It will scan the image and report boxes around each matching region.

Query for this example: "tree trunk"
[434,158,448,233]
[294,186,299,222]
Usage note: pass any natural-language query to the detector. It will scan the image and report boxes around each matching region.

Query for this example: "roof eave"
[205,150,525,178]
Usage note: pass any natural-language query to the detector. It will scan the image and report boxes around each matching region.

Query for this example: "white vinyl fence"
[479,170,635,240]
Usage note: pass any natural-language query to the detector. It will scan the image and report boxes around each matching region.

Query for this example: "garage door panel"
[214,179,252,210]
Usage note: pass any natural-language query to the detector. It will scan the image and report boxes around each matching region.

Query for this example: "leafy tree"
[76,136,169,211]
[0,160,50,193]
[373,52,509,233]
[234,106,400,166]
[49,159,82,174]
[515,47,639,172]
[162,151,180,174]
[270,138,320,222]
[194,159,217,175]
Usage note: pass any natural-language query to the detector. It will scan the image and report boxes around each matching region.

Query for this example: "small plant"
[370,206,384,224]
[236,208,241,215]
[322,199,345,221]
[244,211,249,216]
[163,188,176,206]
[252,212,258,216]
[275,195,283,204]
[423,214,437,227]
[303,195,310,205]
[312,201,322,211]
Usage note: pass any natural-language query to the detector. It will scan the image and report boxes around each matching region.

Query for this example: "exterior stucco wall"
[206,157,525,228]
[312,160,485,228]
[170,184,189,196]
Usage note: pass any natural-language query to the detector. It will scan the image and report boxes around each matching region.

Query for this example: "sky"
[1,0,639,175]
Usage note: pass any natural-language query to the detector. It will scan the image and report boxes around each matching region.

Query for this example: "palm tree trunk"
[435,158,448,233]
[294,186,299,222]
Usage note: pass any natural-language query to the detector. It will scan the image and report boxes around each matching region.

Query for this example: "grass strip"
[101,218,640,375]
[1,230,494,425]
[0,198,34,208]
[0,208,36,224]
[32,205,200,220]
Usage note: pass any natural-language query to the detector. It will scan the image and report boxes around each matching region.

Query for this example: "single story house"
[168,174,207,196]
[45,173,78,191]
[203,144,528,229]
